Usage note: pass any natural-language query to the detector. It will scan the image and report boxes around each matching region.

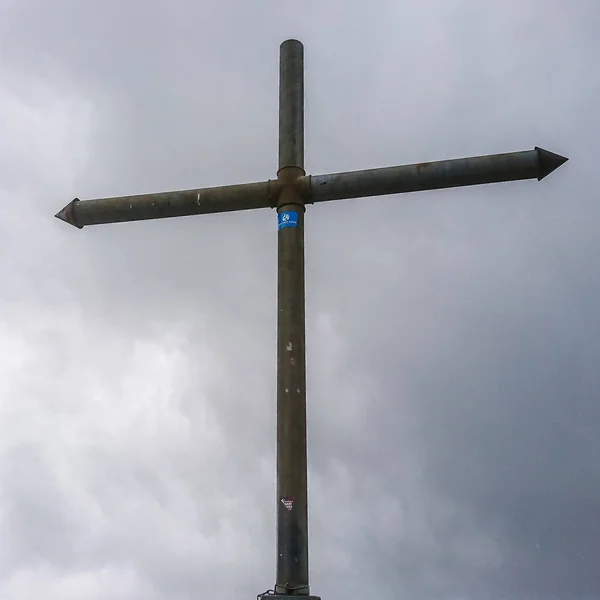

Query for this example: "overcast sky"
[0,1,598,599]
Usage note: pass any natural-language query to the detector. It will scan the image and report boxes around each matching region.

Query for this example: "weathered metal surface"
[54,180,278,228]
[275,183,309,596]
[279,39,304,173]
[55,147,568,229]
[304,147,568,204]
[275,38,310,597]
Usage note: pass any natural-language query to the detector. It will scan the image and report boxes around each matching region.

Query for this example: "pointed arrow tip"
[55,199,82,228]
[536,147,568,180]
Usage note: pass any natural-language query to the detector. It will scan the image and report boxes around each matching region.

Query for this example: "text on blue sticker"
[278,211,298,230]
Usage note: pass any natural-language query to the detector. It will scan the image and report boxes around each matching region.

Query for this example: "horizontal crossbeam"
[306,147,567,204]
[55,147,566,228]
[55,180,277,229]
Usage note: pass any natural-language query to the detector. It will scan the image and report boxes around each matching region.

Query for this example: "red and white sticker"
[280,497,294,511]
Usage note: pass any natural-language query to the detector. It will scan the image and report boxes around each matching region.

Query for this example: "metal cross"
[55,39,568,598]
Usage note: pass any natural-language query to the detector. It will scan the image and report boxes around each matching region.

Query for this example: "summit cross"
[55,39,568,599]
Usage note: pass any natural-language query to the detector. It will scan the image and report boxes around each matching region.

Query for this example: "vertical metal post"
[275,39,309,596]
[278,39,304,173]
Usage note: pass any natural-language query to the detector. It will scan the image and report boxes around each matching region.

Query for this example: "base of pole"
[266,596,321,600]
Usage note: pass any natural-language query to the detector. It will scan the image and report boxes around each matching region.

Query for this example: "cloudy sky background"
[0,1,598,598]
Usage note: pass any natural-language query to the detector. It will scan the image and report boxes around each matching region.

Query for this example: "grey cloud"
[0,1,597,599]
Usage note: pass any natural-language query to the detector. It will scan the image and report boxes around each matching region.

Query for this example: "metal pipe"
[275,38,310,597]
[54,180,277,228]
[304,147,568,204]
[279,39,304,173]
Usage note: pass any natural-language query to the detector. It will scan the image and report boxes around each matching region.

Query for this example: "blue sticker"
[278,211,298,230]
